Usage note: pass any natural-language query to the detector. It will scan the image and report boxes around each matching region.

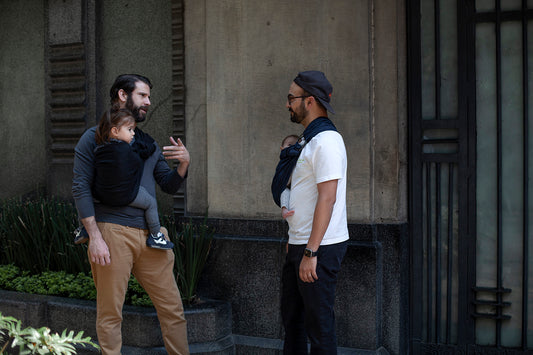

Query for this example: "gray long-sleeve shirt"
[72,127,186,229]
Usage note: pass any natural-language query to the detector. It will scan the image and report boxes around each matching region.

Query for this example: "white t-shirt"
[286,130,349,245]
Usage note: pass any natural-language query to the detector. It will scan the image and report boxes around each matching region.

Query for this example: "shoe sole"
[147,244,174,250]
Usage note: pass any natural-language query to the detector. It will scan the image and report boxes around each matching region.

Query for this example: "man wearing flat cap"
[277,71,349,354]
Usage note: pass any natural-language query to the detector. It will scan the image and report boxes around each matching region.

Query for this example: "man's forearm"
[177,161,189,178]
[307,200,334,251]
[306,180,338,251]
[81,216,103,241]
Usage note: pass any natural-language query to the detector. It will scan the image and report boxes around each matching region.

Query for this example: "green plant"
[0,312,99,354]
[0,194,215,306]
[0,197,90,274]
[0,266,96,301]
[0,266,157,307]
[165,217,214,305]
[126,277,153,307]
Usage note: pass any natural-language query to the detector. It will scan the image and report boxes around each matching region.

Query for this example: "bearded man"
[72,74,190,355]
[277,71,349,354]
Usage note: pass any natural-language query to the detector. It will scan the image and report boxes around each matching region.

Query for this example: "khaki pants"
[89,222,189,355]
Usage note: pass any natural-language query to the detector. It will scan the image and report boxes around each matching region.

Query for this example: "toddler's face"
[114,122,136,144]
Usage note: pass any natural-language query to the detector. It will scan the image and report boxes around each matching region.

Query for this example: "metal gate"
[408,0,533,353]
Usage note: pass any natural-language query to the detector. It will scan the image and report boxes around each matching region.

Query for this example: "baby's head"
[281,134,299,150]
[95,108,137,145]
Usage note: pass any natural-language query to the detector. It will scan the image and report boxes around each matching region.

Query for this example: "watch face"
[304,248,315,257]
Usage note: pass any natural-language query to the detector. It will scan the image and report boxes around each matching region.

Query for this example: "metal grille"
[422,160,460,344]
[473,1,533,349]
[48,43,87,165]
[171,0,186,216]
[408,0,533,352]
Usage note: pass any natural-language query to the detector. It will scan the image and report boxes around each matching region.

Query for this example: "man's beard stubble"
[126,96,148,123]
[289,103,306,124]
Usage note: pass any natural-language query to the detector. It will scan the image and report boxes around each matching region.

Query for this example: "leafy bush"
[0,196,215,306]
[0,197,90,274]
[0,312,99,354]
[126,277,154,307]
[0,265,96,301]
[165,217,214,305]
[0,265,152,306]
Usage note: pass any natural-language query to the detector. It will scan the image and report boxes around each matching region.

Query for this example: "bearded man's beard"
[290,110,301,123]
[126,96,148,122]
[289,103,306,124]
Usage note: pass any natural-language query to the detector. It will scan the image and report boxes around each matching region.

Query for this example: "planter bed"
[0,290,233,355]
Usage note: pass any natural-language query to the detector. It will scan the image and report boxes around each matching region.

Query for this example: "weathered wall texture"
[0,0,46,199]
[0,0,408,353]
[184,0,407,223]
[96,0,176,214]
[0,0,406,223]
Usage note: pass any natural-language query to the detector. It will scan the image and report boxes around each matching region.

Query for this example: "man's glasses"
[287,95,311,105]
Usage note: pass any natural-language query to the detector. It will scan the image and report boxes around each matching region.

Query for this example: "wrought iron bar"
[435,0,441,120]
[495,0,504,347]
[426,162,433,342]
[521,0,529,349]
[472,286,512,322]
[446,163,454,343]
[435,162,442,342]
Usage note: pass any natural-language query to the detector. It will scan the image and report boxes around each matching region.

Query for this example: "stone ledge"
[0,290,234,354]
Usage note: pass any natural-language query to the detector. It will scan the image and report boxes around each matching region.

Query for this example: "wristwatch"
[304,248,318,257]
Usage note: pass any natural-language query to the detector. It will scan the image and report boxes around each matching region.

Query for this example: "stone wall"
[184,0,407,222]
[0,0,406,222]
[0,0,46,200]
[95,0,178,214]
[0,1,408,353]
[189,218,409,354]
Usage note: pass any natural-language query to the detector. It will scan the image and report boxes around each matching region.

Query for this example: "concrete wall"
[184,0,407,223]
[0,0,46,199]
[96,0,176,214]
[0,0,408,353]
[0,0,407,222]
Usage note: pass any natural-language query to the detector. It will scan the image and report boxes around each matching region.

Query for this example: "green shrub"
[0,265,150,306]
[0,195,215,306]
[126,277,153,307]
[0,197,90,274]
[165,216,214,305]
[0,266,96,301]
[0,265,20,289]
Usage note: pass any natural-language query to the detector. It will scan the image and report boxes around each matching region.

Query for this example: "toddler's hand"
[282,207,295,219]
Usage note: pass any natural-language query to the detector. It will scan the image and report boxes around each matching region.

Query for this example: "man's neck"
[301,113,328,128]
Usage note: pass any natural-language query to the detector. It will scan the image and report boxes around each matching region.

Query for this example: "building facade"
[1,0,531,353]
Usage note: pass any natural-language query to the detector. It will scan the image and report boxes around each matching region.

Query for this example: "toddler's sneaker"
[73,226,89,244]
[146,232,174,250]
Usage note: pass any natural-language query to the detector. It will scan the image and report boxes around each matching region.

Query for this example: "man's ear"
[118,89,128,103]
[306,96,315,107]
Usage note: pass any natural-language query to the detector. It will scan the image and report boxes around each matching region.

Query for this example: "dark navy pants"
[281,241,348,355]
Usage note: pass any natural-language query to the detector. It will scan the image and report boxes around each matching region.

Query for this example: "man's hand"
[299,255,318,283]
[83,217,111,265]
[163,137,190,177]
